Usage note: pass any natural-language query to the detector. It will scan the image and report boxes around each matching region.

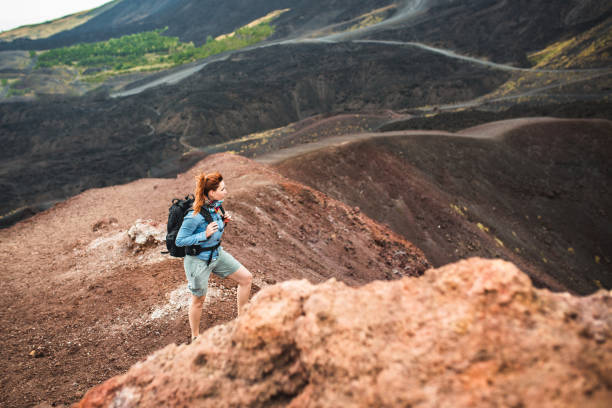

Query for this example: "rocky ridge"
[78,258,612,407]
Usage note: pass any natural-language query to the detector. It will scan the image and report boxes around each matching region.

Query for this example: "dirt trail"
[255,117,549,165]
[257,130,460,164]
[258,116,612,164]
[457,116,602,138]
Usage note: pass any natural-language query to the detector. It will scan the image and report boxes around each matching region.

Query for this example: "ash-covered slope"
[0,41,509,224]
[0,0,396,50]
[2,0,609,68]
[275,117,612,295]
[372,0,612,66]
[1,0,610,227]
[0,153,428,407]
[77,258,612,407]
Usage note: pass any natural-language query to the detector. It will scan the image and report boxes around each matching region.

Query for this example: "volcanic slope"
[0,41,510,225]
[2,0,609,69]
[0,153,428,408]
[273,117,612,295]
[371,0,612,66]
[0,0,398,50]
[1,1,610,224]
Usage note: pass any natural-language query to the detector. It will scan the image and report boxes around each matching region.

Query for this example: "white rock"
[127,219,165,246]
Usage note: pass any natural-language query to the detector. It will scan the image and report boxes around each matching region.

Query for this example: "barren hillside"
[0,153,427,407]
[274,117,612,295]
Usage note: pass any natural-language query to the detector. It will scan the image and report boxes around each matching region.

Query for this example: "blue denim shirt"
[175,206,225,262]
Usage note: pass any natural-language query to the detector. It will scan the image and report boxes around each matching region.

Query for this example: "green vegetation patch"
[35,18,278,77]
[36,29,179,70]
[170,22,274,65]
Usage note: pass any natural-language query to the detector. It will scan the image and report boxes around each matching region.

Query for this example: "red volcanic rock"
[78,258,612,407]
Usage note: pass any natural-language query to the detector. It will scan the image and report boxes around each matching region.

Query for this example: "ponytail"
[193,172,223,215]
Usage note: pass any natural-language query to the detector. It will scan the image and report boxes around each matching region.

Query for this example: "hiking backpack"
[164,194,226,259]
[165,194,195,257]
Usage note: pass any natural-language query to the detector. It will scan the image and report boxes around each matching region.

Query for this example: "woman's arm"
[175,215,209,247]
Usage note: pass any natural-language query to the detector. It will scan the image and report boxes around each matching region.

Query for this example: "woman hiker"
[176,172,252,342]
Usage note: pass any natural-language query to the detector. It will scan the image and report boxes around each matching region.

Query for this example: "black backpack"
[165,194,194,257]
[164,194,226,260]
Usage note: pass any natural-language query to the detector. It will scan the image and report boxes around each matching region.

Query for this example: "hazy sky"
[0,0,112,32]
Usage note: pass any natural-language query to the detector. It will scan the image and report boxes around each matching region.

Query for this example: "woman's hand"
[223,212,232,224]
[205,221,219,238]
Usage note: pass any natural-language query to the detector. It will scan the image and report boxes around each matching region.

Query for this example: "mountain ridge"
[0,152,428,407]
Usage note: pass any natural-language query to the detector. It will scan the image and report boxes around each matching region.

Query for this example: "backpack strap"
[201,208,214,224]
[186,207,221,264]
[185,242,220,264]
[200,204,224,222]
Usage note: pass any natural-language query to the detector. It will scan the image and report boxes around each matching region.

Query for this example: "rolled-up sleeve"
[175,215,208,247]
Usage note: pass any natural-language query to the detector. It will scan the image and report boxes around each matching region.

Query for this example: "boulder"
[126,219,165,249]
[78,258,612,407]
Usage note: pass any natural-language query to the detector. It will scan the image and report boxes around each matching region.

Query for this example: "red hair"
[193,172,223,215]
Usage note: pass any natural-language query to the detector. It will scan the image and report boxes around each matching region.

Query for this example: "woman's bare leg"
[229,266,252,315]
[189,294,206,339]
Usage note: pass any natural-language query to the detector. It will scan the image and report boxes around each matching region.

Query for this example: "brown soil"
[0,153,427,407]
[2,114,610,407]
[273,116,612,295]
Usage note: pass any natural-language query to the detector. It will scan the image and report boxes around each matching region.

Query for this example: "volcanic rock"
[78,258,612,407]
[126,219,165,249]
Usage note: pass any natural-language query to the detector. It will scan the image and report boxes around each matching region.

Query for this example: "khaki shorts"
[184,247,242,297]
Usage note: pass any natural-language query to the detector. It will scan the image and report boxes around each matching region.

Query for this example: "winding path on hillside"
[112,0,609,98]
[111,56,229,97]
[254,117,601,165]
[431,70,612,111]
[352,40,610,74]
